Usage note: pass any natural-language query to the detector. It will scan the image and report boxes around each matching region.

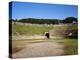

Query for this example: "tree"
[63,17,78,23]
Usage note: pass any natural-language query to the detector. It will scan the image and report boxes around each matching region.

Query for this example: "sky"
[10,1,78,20]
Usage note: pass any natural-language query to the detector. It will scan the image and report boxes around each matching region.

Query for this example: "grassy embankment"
[11,23,78,55]
[12,24,53,35]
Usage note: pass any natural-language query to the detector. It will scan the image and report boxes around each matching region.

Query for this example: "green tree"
[64,17,77,23]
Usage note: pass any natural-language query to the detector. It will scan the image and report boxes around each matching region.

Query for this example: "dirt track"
[12,42,64,58]
[12,35,59,40]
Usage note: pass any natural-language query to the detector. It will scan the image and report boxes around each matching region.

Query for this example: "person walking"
[45,32,50,39]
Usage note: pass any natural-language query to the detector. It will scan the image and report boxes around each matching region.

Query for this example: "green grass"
[52,38,78,55]
[49,38,78,55]
[53,24,78,30]
[67,24,78,30]
[12,24,53,35]
[61,39,78,55]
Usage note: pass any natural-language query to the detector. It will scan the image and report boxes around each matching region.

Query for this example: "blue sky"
[10,1,78,20]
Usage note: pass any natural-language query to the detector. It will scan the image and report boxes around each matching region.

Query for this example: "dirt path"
[12,42,64,58]
[12,35,59,40]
